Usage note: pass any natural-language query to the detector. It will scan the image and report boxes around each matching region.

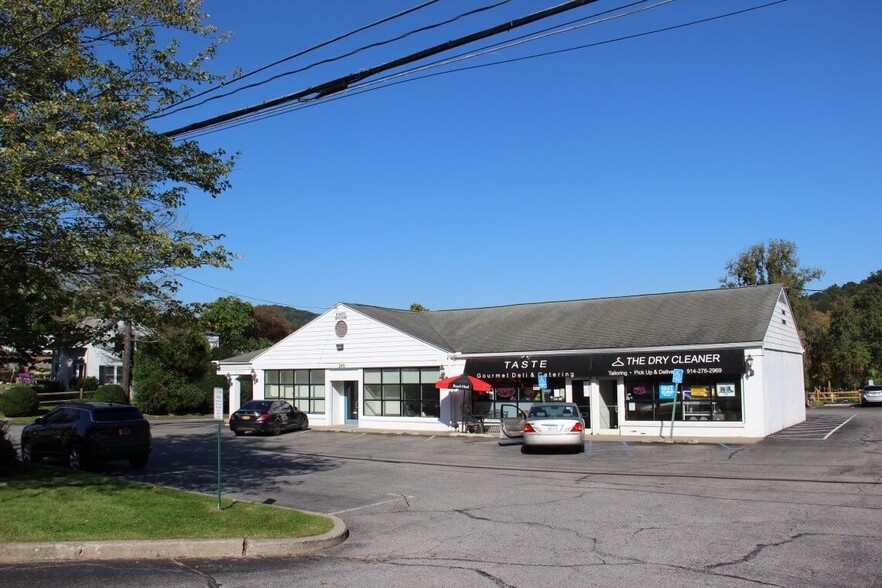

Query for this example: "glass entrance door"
[344,381,359,424]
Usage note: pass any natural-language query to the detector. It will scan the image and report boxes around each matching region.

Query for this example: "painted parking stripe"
[769,414,853,440]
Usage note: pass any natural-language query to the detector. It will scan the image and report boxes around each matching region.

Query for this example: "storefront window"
[363,367,440,417]
[472,378,566,417]
[624,376,743,422]
[265,369,326,414]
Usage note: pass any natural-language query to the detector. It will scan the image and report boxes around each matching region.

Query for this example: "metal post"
[217,419,222,510]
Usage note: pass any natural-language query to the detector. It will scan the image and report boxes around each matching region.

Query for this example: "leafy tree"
[410,303,429,311]
[720,239,823,291]
[254,305,293,343]
[721,238,823,339]
[0,0,236,363]
[195,297,268,358]
[826,297,871,390]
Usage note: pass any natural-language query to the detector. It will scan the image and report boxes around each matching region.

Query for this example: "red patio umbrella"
[435,374,492,392]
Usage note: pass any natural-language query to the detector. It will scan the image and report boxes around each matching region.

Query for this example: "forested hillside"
[804,270,882,391]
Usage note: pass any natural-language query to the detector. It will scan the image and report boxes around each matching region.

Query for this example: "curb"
[0,514,348,564]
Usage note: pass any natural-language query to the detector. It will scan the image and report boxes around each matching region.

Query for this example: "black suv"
[20,402,152,470]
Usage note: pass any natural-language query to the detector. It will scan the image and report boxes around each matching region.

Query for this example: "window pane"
[421,367,440,383]
[383,400,402,416]
[401,368,420,383]
[383,385,401,400]
[309,369,324,384]
[312,399,325,414]
[266,370,280,385]
[422,385,439,401]
[403,384,421,401]
[364,369,381,384]
[364,400,381,416]
[365,384,382,401]
[280,370,294,384]
[382,369,400,384]
[312,383,325,398]
[294,370,308,384]
[422,401,441,417]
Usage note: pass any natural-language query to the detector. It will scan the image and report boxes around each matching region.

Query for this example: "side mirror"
[34,417,45,425]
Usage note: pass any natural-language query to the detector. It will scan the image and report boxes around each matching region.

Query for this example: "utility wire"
[173,0,659,138]
[175,0,787,140]
[148,0,443,120]
[163,0,605,138]
[150,0,513,121]
[169,272,331,311]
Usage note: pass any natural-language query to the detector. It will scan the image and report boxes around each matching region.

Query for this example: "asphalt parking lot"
[3,406,881,588]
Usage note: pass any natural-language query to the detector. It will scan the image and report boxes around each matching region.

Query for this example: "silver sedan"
[521,402,585,453]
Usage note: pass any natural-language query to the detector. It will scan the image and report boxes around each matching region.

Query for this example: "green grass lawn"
[0,465,333,543]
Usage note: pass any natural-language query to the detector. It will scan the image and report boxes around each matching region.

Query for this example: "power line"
[150,0,513,122]
[147,0,444,120]
[163,0,606,138]
[169,272,331,312]
[174,0,788,140]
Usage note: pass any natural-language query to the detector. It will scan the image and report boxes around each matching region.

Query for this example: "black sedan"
[229,400,308,436]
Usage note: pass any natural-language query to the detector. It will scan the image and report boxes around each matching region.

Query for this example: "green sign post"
[670,369,684,440]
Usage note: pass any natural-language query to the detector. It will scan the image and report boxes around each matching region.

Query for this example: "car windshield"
[241,401,272,411]
[93,407,145,422]
[528,405,578,419]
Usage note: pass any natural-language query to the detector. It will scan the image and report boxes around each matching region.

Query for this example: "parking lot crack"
[705,532,812,570]
[171,560,221,588]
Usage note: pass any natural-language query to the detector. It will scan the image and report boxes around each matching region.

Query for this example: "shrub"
[133,378,169,415]
[74,376,100,392]
[91,384,129,404]
[167,383,209,415]
[0,385,40,417]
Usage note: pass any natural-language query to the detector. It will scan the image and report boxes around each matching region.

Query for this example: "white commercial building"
[217,284,806,440]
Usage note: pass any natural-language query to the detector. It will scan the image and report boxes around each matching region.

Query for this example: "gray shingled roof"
[215,348,268,365]
[347,285,785,354]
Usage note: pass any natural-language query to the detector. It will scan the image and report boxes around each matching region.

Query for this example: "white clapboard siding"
[762,290,803,354]
[253,304,448,371]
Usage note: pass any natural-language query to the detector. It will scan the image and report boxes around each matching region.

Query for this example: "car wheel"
[272,419,282,436]
[21,442,37,463]
[234,430,245,436]
[68,446,86,471]
[520,444,531,454]
[299,415,309,430]
[129,453,149,469]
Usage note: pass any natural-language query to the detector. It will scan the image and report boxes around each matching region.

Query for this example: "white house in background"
[216,284,807,440]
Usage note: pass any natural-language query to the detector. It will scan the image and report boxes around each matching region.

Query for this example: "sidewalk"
[307,424,763,445]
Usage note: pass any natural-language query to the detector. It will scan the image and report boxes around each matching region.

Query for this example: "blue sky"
[158,0,882,313]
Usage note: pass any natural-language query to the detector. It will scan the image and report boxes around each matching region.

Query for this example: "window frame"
[363,367,440,418]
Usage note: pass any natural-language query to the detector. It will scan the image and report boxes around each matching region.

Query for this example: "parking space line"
[329,495,412,515]
[823,415,854,439]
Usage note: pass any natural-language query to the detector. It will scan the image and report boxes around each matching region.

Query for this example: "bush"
[91,384,129,404]
[133,378,169,415]
[167,383,209,415]
[74,376,100,392]
[0,385,40,417]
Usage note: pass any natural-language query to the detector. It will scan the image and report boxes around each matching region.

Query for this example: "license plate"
[242,415,251,421]
[542,425,559,432]
[119,427,130,435]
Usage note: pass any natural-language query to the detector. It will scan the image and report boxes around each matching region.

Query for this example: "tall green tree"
[720,238,823,336]
[0,0,236,362]
[720,238,824,291]
[195,297,269,359]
